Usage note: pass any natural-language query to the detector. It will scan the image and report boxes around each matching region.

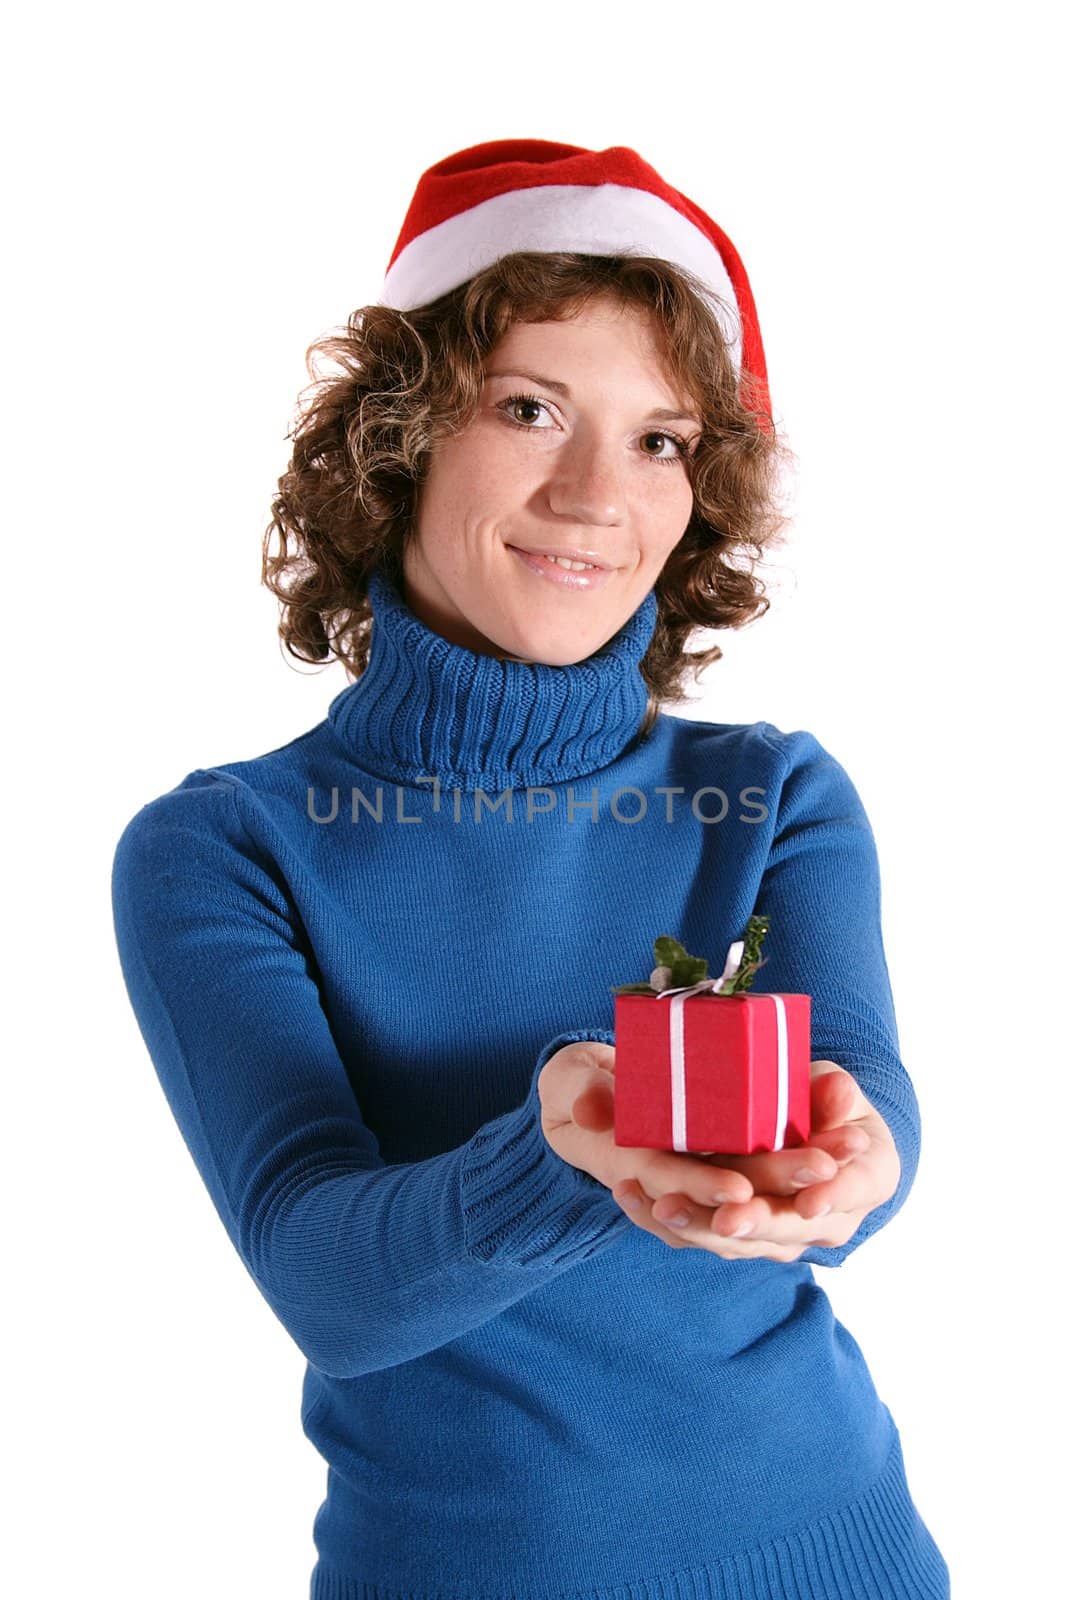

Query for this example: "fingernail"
[664,1211,692,1230]
[793,1167,824,1185]
[731,1221,754,1237]
[617,1191,641,1211]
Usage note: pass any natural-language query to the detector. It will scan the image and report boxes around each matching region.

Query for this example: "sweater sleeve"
[110,770,628,1381]
[753,726,922,1268]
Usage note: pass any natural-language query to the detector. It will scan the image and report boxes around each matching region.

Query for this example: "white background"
[6,3,1063,1596]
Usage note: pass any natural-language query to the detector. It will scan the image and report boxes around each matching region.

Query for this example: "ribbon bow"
[649,939,744,1000]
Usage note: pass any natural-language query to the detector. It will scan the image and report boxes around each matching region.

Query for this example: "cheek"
[433,427,533,517]
[636,472,694,535]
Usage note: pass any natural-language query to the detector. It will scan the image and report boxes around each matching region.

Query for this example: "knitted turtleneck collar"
[326,563,660,793]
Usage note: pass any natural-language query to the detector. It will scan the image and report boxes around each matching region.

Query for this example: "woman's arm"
[752,725,922,1268]
[111,772,627,1382]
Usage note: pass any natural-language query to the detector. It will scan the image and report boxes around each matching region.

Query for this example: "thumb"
[569,1040,617,1133]
[809,1059,865,1130]
[572,1077,615,1133]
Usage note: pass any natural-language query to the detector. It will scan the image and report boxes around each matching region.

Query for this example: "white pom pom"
[649,964,673,992]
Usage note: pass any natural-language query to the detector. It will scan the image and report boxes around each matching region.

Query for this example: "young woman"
[112,139,951,1598]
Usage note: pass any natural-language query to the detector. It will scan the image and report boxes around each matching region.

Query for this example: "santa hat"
[379,138,771,422]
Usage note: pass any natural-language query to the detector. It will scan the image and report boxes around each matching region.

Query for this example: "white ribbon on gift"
[651,940,789,1152]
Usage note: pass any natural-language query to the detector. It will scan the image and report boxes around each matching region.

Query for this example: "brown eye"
[498,392,553,428]
[641,430,689,467]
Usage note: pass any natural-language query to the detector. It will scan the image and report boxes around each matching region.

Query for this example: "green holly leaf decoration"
[652,935,707,987]
[714,914,770,994]
[651,936,708,986]
[610,915,770,996]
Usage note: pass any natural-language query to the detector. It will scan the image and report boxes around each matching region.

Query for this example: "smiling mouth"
[507,546,612,572]
[506,545,616,590]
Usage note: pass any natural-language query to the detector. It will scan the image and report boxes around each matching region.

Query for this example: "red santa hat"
[379,138,771,422]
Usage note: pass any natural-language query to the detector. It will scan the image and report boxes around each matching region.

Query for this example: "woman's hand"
[538,1041,756,1215]
[633,1059,902,1260]
[541,1046,901,1262]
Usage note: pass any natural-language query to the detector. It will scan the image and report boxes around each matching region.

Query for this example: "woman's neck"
[325,562,660,793]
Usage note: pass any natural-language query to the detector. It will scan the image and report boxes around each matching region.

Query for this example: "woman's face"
[401,297,700,665]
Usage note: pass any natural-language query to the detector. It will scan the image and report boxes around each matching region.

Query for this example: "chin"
[486,601,616,668]
[519,649,582,668]
[501,631,601,669]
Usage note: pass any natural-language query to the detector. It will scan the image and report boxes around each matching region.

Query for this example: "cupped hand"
[629,1059,903,1260]
[544,1046,902,1262]
[537,1041,756,1215]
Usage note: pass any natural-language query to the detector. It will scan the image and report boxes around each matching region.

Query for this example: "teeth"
[544,554,596,571]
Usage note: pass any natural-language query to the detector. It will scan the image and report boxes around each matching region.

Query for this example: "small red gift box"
[611,921,811,1156]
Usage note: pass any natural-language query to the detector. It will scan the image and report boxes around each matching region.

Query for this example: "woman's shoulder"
[112,719,333,871]
[657,713,868,821]
[659,711,839,768]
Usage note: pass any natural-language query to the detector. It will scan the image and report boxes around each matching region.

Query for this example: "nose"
[545,430,625,526]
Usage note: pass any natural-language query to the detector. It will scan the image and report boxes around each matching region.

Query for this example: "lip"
[511,545,617,570]
[506,545,615,591]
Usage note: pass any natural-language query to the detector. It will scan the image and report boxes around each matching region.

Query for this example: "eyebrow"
[484,368,701,427]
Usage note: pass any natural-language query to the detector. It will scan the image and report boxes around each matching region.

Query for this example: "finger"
[616,1181,810,1261]
[640,1147,755,1208]
[671,1119,872,1204]
[572,1085,756,1207]
[691,1121,872,1204]
[809,1061,869,1132]
[805,1125,871,1165]
[570,1080,615,1133]
[787,1167,865,1220]
[712,1134,895,1230]
[701,1189,853,1249]
[695,1143,839,1198]
[790,1136,900,1220]
[685,1070,872,1199]
[614,1180,709,1252]
[644,1185,851,1258]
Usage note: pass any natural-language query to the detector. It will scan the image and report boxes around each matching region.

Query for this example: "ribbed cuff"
[459,1029,629,1268]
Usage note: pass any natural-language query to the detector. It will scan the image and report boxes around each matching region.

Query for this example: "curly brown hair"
[261,251,796,736]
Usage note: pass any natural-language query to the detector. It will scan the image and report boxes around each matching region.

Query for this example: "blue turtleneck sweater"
[111,565,950,1599]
